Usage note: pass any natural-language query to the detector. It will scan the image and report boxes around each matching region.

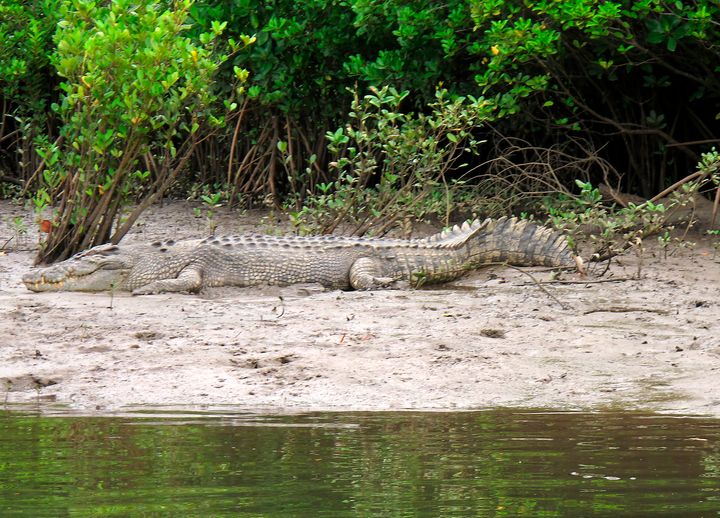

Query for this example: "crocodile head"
[23,243,135,292]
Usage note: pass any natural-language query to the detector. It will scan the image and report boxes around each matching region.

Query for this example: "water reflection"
[0,408,718,516]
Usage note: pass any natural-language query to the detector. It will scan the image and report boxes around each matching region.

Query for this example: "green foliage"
[708,229,720,259]
[36,0,249,261]
[345,0,479,99]
[0,212,29,252]
[698,148,720,179]
[0,181,22,200]
[469,0,720,193]
[3,0,720,240]
[50,0,227,150]
[550,179,659,235]
[0,0,59,180]
[546,145,720,270]
[544,179,674,273]
[471,0,720,99]
[182,0,720,205]
[288,86,490,235]
[192,0,358,118]
[187,182,239,234]
[186,181,239,206]
[0,0,56,113]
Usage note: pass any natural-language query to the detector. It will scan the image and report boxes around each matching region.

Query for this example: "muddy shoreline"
[1,200,719,415]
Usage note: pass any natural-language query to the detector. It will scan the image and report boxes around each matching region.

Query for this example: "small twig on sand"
[272,296,285,319]
[583,306,670,316]
[503,265,570,310]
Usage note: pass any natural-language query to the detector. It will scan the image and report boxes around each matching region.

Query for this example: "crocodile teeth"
[35,279,66,290]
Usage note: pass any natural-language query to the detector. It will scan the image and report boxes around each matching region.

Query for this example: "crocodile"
[22,217,581,295]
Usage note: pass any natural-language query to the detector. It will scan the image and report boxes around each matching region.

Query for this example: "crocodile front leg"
[349,257,396,290]
[131,267,203,295]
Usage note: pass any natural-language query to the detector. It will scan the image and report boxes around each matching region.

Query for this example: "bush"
[287,86,491,236]
[191,0,720,206]
[0,0,59,183]
[469,0,720,194]
[36,0,249,262]
[4,0,719,242]
[545,150,720,272]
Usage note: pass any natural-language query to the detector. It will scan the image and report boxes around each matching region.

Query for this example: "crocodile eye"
[78,245,120,258]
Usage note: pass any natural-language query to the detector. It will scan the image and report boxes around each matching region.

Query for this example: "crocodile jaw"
[22,243,133,292]
[23,268,128,292]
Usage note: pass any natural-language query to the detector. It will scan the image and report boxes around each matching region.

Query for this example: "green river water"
[0,407,719,517]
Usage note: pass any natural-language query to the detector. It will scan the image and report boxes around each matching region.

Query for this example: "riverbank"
[1,200,719,415]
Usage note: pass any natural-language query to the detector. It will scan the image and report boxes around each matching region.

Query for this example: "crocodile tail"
[459,217,578,268]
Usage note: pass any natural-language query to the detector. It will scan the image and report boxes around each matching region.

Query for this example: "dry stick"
[249,147,275,194]
[0,97,6,138]
[268,116,279,203]
[79,168,133,249]
[237,121,273,195]
[666,138,720,148]
[144,152,158,183]
[0,175,22,186]
[600,182,632,207]
[517,277,634,286]
[544,52,698,161]
[111,140,196,243]
[583,306,670,316]
[586,169,715,265]
[226,98,249,188]
[290,124,319,206]
[295,125,324,178]
[0,128,20,145]
[284,115,297,179]
[236,148,263,196]
[648,170,706,203]
[75,137,144,250]
[229,139,261,201]
[94,194,123,246]
[40,159,83,262]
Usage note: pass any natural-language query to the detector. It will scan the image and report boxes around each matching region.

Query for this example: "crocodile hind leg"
[349,257,396,290]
